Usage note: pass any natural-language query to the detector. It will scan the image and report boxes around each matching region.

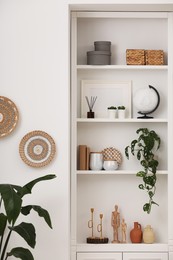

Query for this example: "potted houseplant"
[107,106,117,118]
[125,128,161,214]
[0,174,56,260]
[117,106,126,119]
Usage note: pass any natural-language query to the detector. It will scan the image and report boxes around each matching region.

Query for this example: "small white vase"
[90,152,103,170]
[108,109,117,119]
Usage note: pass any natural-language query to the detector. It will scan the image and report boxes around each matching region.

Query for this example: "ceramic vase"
[89,152,103,170]
[143,225,155,243]
[130,222,142,243]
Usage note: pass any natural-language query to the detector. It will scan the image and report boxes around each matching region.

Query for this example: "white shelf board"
[77,118,168,123]
[75,11,168,19]
[77,65,168,70]
[71,5,173,12]
[77,170,167,175]
[76,243,168,252]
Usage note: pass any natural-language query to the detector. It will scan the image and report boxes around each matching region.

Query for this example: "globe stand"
[137,85,160,119]
[137,114,154,119]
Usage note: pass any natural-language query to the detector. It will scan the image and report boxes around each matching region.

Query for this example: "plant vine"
[125,128,161,214]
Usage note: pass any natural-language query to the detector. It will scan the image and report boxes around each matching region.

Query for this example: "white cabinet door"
[123,252,168,260]
[77,252,122,260]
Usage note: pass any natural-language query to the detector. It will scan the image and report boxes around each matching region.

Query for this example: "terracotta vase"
[130,222,142,243]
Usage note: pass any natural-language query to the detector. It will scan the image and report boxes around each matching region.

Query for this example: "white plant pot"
[118,109,126,119]
[108,109,117,119]
[103,160,118,171]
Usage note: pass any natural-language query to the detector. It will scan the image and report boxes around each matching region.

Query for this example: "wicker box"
[145,50,164,65]
[126,49,145,65]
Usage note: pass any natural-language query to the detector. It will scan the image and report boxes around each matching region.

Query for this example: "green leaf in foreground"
[21,205,52,228]
[9,223,36,248]
[7,247,34,260]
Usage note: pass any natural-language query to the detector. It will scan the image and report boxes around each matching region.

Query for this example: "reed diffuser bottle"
[85,96,97,118]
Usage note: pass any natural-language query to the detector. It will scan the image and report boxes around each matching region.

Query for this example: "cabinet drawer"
[77,252,122,260]
[123,252,168,260]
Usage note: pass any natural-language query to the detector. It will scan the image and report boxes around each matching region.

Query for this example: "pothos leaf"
[143,203,151,213]
[125,146,129,159]
[151,201,159,206]
[136,171,145,177]
[138,184,144,190]
[137,150,141,160]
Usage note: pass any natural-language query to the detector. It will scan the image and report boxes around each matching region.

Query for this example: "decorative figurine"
[97,214,103,239]
[87,208,94,238]
[87,209,108,244]
[85,96,97,118]
[121,218,127,243]
[111,205,120,243]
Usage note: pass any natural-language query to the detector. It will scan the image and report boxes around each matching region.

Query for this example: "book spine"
[79,145,87,170]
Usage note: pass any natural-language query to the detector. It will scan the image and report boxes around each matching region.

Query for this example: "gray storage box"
[94,41,111,51]
[87,51,111,65]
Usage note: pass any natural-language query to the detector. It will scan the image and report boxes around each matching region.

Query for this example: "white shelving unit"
[70,5,173,260]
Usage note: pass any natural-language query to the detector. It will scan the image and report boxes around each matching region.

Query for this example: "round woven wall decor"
[0,96,19,138]
[19,130,56,167]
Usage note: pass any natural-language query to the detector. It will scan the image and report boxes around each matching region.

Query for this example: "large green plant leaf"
[9,222,36,248]
[0,213,7,236]
[18,174,56,198]
[21,205,52,229]
[0,185,22,224]
[7,247,34,260]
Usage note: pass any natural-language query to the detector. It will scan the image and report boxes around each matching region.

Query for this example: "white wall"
[0,1,69,259]
[0,0,173,260]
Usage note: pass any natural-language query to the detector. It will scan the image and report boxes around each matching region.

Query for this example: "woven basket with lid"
[126,49,145,65]
[145,50,164,65]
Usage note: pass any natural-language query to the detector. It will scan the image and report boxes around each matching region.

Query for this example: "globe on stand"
[133,85,160,119]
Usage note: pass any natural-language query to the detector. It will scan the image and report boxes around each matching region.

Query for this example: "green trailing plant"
[125,128,161,214]
[0,174,56,260]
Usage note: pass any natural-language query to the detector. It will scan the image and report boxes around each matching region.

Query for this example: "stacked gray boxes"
[87,41,111,65]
